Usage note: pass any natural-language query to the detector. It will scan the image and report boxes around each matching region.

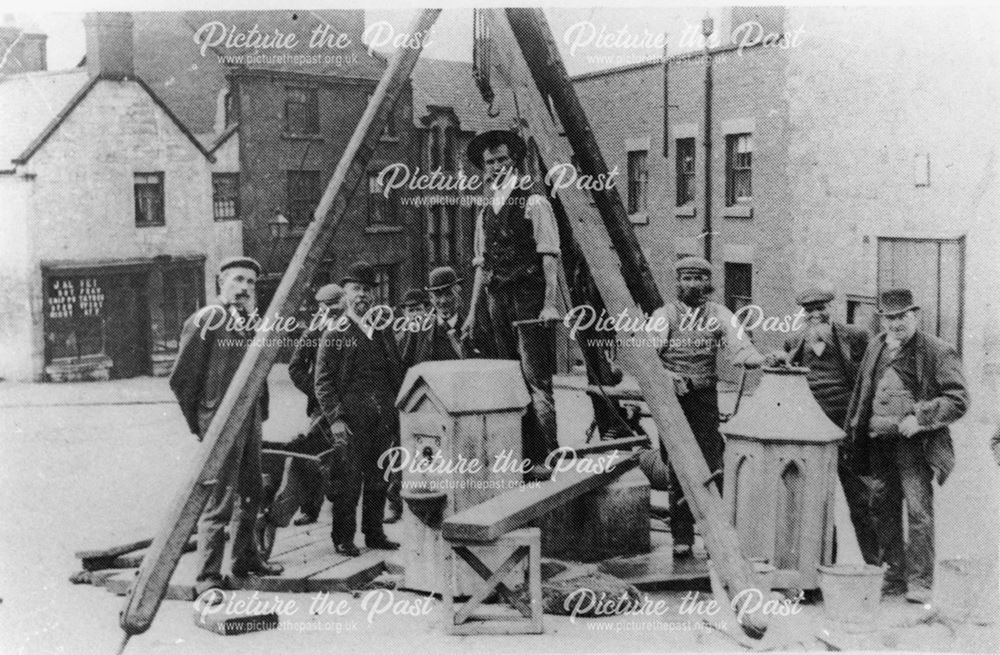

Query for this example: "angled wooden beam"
[116,9,442,642]
[498,8,767,634]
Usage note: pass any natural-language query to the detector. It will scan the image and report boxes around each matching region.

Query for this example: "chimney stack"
[84,12,134,79]
[0,20,47,74]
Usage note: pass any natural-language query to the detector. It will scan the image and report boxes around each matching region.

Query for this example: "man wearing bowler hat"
[767,286,877,564]
[649,256,764,557]
[845,288,969,603]
[402,266,468,367]
[461,129,562,478]
[396,288,429,346]
[314,261,404,556]
[169,255,283,597]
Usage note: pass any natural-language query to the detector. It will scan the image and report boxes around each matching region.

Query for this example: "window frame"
[626,149,649,216]
[134,171,165,227]
[725,133,753,207]
[367,170,398,226]
[723,261,753,313]
[286,170,322,229]
[284,86,320,136]
[675,137,696,207]
[211,172,240,222]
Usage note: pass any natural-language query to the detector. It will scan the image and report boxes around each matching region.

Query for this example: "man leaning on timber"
[766,287,878,564]
[461,129,561,480]
[168,256,284,598]
[844,288,969,604]
[315,261,405,557]
[650,256,764,558]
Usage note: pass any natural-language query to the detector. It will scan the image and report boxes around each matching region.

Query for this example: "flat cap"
[315,283,344,304]
[218,255,262,276]
[674,256,712,276]
[795,287,834,306]
[400,288,429,308]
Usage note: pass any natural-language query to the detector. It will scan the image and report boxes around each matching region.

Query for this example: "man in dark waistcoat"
[767,287,877,565]
[168,256,283,596]
[649,256,764,557]
[263,283,345,538]
[401,266,467,367]
[461,130,561,478]
[844,288,969,603]
[315,261,405,556]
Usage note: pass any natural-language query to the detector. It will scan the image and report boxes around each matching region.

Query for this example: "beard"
[805,320,832,344]
[677,284,710,306]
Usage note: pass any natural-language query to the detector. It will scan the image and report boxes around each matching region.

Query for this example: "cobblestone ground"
[1,369,997,654]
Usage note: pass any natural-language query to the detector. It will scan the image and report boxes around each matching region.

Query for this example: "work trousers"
[662,387,723,548]
[329,396,397,545]
[268,418,331,527]
[486,280,558,466]
[869,436,936,592]
[196,409,262,582]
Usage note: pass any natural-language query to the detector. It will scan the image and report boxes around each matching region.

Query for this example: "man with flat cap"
[169,255,283,596]
[649,256,764,557]
[257,284,346,558]
[402,266,468,367]
[461,129,562,478]
[315,261,405,556]
[845,288,969,603]
[396,288,429,346]
[767,287,877,563]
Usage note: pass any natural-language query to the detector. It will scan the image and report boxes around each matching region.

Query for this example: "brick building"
[575,6,999,422]
[0,13,242,382]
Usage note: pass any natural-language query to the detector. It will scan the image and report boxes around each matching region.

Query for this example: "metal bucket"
[818,564,885,628]
[935,557,999,625]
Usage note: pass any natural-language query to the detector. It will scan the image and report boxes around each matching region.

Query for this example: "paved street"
[0,368,997,654]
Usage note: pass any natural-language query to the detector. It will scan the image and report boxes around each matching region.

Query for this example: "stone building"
[0,13,242,382]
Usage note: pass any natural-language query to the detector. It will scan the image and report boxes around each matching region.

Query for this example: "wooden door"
[104,273,152,378]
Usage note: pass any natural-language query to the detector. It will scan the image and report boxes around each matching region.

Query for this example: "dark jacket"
[288,325,323,417]
[784,321,869,383]
[845,330,970,483]
[168,303,269,439]
[314,318,404,428]
[400,312,464,368]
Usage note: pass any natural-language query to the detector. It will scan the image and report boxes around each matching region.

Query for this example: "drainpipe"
[701,16,714,262]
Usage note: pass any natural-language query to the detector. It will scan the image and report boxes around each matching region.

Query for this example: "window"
[725,133,752,206]
[285,86,319,135]
[846,295,878,335]
[443,125,456,171]
[427,204,458,264]
[223,89,237,126]
[368,94,397,139]
[212,173,239,221]
[46,276,105,361]
[877,236,965,351]
[676,138,696,206]
[430,126,442,169]
[134,172,165,226]
[724,262,752,313]
[161,265,204,352]
[367,171,398,225]
[372,264,396,306]
[287,170,321,228]
[627,150,648,215]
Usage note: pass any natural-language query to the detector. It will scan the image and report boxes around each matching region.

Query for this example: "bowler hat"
[218,255,262,276]
[795,287,835,306]
[674,256,712,276]
[400,288,428,308]
[466,130,527,170]
[878,288,920,316]
[425,266,462,293]
[315,283,344,305]
[340,261,377,287]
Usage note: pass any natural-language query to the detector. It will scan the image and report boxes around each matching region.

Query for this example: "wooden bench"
[440,450,642,634]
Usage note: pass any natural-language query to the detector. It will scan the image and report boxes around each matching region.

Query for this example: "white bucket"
[818,564,885,628]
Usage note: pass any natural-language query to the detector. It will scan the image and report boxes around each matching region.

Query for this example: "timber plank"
[76,538,151,561]
[442,451,640,543]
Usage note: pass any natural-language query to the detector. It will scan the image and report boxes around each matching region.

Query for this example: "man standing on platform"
[845,288,969,603]
[402,266,467,367]
[169,256,284,597]
[315,262,404,556]
[650,256,764,558]
[262,284,345,539]
[461,130,561,479]
[767,287,877,564]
